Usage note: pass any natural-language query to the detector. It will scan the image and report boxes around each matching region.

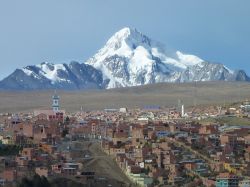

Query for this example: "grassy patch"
[199,116,250,126]
[0,145,22,156]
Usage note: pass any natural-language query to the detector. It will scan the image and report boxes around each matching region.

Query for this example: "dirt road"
[79,140,134,187]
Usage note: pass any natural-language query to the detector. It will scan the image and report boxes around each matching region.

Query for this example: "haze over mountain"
[0,27,249,90]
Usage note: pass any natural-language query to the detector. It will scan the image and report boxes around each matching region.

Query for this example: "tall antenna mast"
[80,106,83,116]
[217,106,222,116]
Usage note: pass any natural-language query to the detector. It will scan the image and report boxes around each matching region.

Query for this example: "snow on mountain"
[0,27,249,90]
[86,27,203,88]
[86,27,248,88]
[36,62,68,83]
[0,62,104,90]
[176,51,204,67]
[21,62,70,84]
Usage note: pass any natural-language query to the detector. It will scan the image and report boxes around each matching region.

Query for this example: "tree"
[65,116,70,124]
[18,175,51,187]
[18,177,32,187]
[62,128,69,137]
[32,174,43,187]
[153,179,160,185]
[41,176,51,187]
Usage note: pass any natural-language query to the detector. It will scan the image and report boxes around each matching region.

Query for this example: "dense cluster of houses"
[0,96,250,186]
[0,94,93,186]
[65,104,250,187]
[79,103,250,187]
[0,110,90,186]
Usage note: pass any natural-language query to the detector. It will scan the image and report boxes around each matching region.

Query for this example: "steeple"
[52,90,60,112]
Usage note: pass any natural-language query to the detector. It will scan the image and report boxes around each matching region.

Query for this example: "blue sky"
[0,0,249,79]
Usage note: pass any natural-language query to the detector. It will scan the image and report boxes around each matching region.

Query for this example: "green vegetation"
[0,145,22,156]
[65,116,70,124]
[61,128,69,137]
[217,116,250,126]
[199,116,250,126]
[18,175,84,187]
[50,178,84,187]
[18,174,50,187]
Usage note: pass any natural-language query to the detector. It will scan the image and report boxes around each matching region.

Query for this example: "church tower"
[52,91,60,112]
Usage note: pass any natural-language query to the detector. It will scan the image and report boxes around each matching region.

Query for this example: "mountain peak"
[106,27,151,50]
[0,28,249,90]
[41,61,51,65]
[112,27,139,38]
[85,27,249,89]
[115,27,133,36]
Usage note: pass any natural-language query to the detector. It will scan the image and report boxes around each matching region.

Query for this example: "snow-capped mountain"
[85,27,203,88]
[180,62,250,82]
[0,27,249,90]
[0,61,104,90]
[85,27,249,88]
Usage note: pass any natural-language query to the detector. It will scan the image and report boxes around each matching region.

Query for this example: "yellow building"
[224,163,243,174]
